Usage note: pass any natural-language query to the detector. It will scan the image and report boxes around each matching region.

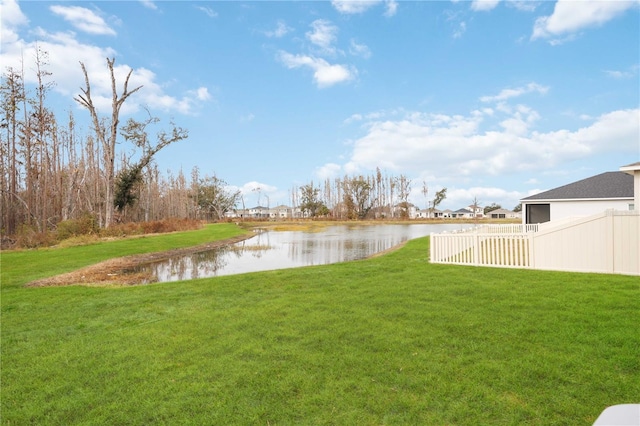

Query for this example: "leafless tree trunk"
[75,58,142,228]
[0,67,24,235]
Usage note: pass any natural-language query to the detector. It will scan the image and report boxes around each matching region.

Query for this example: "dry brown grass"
[25,233,254,287]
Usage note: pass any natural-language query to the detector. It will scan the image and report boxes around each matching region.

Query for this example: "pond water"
[131,223,467,283]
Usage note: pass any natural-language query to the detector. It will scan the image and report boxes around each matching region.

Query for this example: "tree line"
[0,52,191,238]
[295,173,447,220]
[1,51,450,243]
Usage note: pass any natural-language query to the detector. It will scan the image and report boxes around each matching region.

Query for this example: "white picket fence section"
[430,210,640,275]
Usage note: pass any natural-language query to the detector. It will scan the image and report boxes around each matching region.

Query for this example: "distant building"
[487,208,520,219]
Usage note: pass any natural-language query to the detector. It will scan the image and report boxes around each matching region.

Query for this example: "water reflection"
[132,224,465,283]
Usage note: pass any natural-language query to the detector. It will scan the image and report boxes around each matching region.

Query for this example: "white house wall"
[550,200,631,221]
[523,199,631,224]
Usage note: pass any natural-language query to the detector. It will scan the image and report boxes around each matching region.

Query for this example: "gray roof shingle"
[522,171,633,201]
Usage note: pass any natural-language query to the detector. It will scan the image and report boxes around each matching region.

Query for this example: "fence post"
[528,232,534,269]
[607,211,614,273]
[429,232,434,263]
[473,233,479,266]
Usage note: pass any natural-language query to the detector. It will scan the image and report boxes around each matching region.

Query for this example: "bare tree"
[471,196,482,223]
[395,174,411,219]
[422,181,429,214]
[0,67,25,235]
[75,58,142,228]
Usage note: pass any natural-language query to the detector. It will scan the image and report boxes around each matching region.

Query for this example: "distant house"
[271,205,291,219]
[467,205,485,218]
[248,206,269,219]
[520,164,637,224]
[415,209,429,219]
[488,208,520,219]
[441,209,453,218]
[451,208,474,219]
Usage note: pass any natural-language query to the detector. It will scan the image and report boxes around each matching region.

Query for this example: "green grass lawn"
[1,223,638,425]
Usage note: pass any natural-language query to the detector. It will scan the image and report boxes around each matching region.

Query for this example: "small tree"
[299,182,326,218]
[193,175,241,221]
[431,187,447,216]
[343,177,374,220]
[114,113,188,216]
[484,203,502,215]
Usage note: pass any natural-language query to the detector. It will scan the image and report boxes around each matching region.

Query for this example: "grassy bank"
[1,223,638,424]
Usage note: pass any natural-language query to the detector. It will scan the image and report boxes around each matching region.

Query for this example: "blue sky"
[1,0,638,210]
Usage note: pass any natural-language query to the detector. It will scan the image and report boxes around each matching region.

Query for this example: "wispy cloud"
[480,82,548,103]
[452,21,467,39]
[384,0,398,17]
[604,65,639,79]
[139,0,157,10]
[265,20,292,38]
[195,5,217,18]
[349,39,371,59]
[306,19,339,55]
[50,5,116,36]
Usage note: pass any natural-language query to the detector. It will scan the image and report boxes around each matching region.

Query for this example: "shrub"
[56,215,99,241]
[14,225,57,248]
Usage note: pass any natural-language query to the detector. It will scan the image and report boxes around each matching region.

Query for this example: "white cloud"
[50,5,116,36]
[332,0,381,14]
[604,65,639,79]
[532,0,638,41]
[265,20,292,38]
[480,82,548,103]
[349,39,371,58]
[446,186,524,210]
[0,0,28,45]
[237,181,278,198]
[139,0,157,10]
[337,107,639,185]
[278,51,356,88]
[195,5,218,18]
[0,4,207,116]
[506,0,540,12]
[471,0,501,12]
[193,87,211,101]
[331,0,398,16]
[239,113,255,123]
[315,163,343,180]
[306,19,339,55]
[453,21,467,39]
[384,0,398,17]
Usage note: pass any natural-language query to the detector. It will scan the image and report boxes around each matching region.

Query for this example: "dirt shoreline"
[26,233,256,287]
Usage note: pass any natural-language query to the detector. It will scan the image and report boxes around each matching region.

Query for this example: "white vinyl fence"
[430,210,640,275]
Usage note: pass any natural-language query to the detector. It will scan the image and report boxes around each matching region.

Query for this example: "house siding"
[522,198,632,223]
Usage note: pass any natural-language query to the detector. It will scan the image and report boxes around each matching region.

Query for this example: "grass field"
[1,223,638,424]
